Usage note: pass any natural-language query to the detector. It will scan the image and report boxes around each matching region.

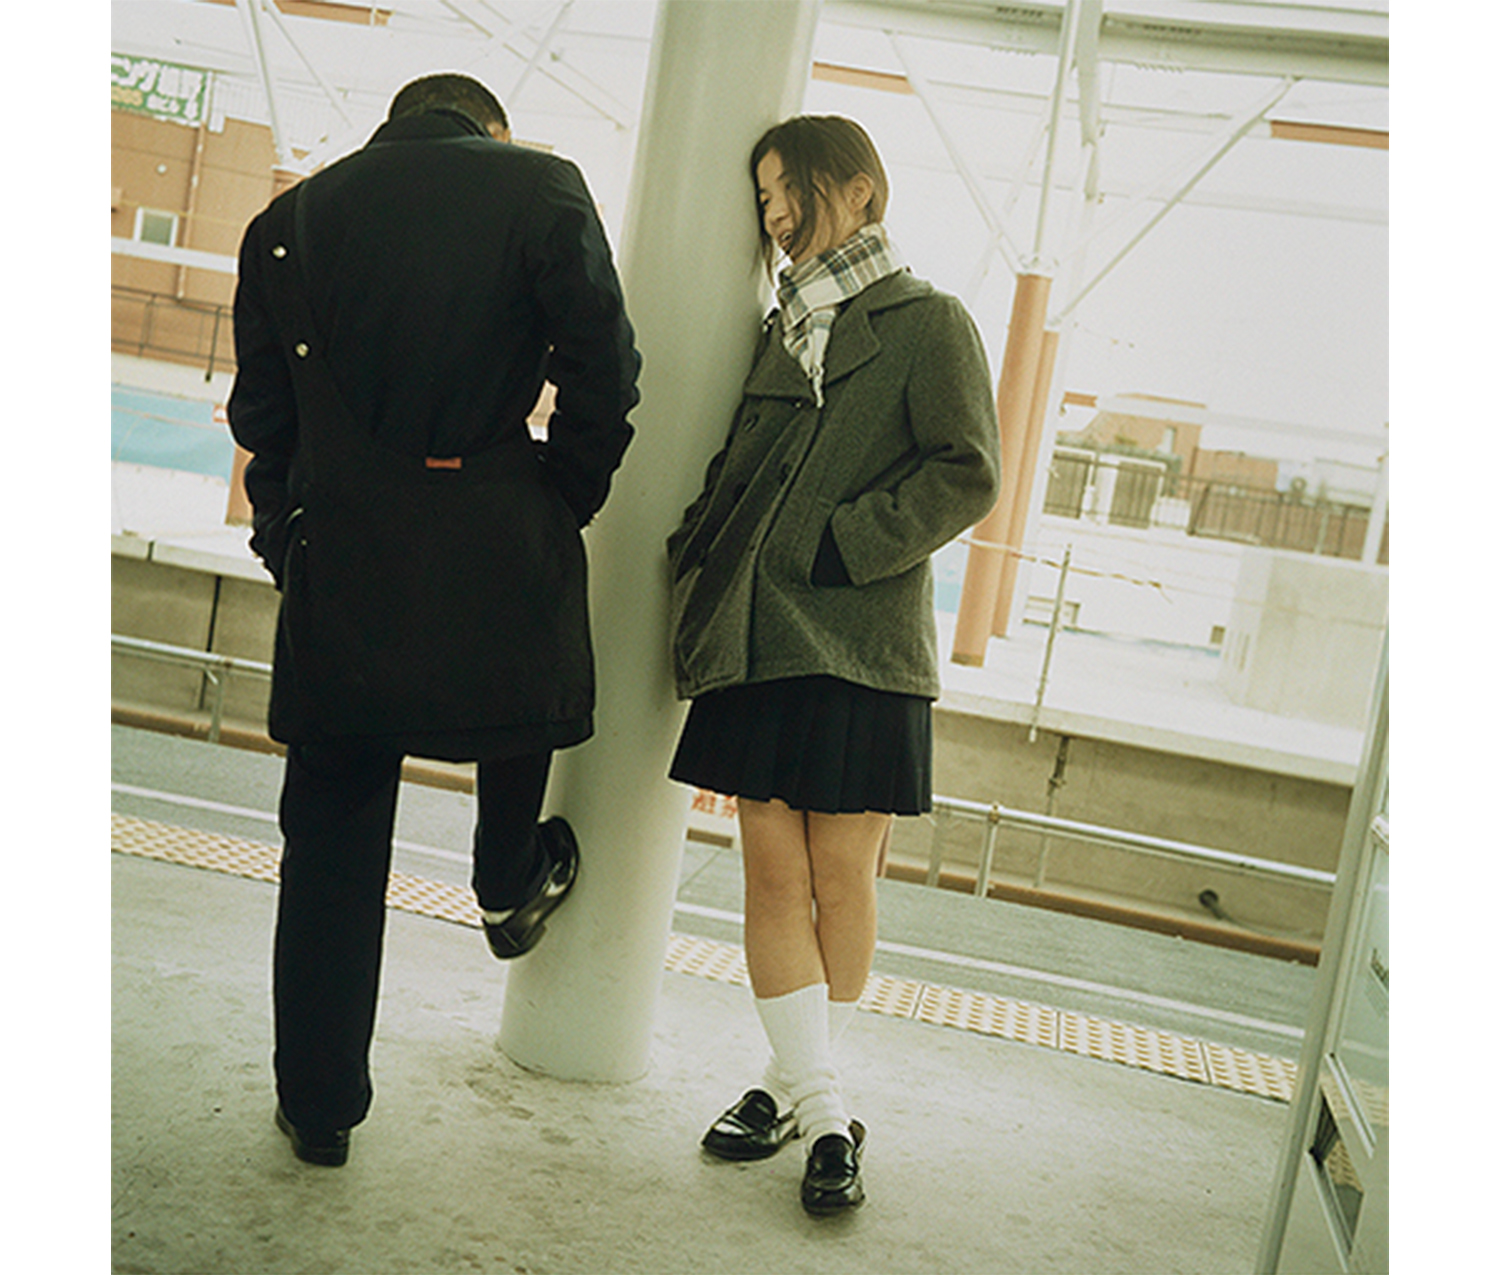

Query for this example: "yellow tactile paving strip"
[112,813,1297,1104]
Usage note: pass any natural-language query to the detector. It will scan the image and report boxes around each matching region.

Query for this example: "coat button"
[271,244,287,258]
[294,342,310,358]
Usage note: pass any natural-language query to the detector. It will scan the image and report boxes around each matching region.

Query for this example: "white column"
[499,0,822,1082]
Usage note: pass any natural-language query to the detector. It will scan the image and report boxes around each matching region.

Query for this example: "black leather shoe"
[701,1088,798,1161]
[484,818,580,959]
[801,1120,866,1215]
[275,1105,349,1167]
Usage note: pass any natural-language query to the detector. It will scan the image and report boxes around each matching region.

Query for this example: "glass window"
[135,208,178,247]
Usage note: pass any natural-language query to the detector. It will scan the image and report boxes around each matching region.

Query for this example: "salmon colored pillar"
[992,325,1061,633]
[226,445,254,526]
[951,272,1052,665]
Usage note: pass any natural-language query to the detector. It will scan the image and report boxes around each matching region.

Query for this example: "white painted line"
[111,783,276,825]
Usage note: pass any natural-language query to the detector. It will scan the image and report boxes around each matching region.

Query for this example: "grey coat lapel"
[743,322,813,399]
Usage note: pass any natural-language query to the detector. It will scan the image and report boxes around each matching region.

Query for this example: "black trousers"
[272,738,552,1131]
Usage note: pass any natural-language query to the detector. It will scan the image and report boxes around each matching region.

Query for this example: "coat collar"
[743,270,934,400]
[366,110,490,148]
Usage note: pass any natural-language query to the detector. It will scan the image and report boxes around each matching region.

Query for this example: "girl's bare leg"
[738,798,891,1000]
[738,797,822,998]
[807,810,891,1003]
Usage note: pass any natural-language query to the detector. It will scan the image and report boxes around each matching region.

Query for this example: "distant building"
[1066,392,1204,468]
[1062,392,1280,489]
[1047,393,1386,565]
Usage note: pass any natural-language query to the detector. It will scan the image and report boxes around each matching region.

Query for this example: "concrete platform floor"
[113,837,1294,1274]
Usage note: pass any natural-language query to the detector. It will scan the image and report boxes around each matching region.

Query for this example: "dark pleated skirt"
[669,676,933,816]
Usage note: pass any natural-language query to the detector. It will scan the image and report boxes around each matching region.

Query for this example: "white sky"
[791,48,1389,468]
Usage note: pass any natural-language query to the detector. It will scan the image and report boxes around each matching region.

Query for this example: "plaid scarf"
[776,223,903,406]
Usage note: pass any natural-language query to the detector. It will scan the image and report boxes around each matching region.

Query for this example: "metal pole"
[925,813,947,888]
[206,305,222,383]
[1029,544,1071,742]
[1008,113,1102,624]
[1031,0,1087,265]
[931,792,1336,889]
[951,1,1085,657]
[993,325,1060,633]
[206,670,227,744]
[499,0,822,1083]
[477,0,636,128]
[1034,735,1071,889]
[236,0,295,169]
[439,0,493,37]
[974,806,1001,898]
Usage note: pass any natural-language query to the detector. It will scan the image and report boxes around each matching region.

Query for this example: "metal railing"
[923,794,1336,900]
[1044,451,1386,563]
[111,285,236,381]
[112,635,271,744]
[111,634,1335,903]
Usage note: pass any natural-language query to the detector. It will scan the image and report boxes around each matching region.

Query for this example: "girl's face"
[756,150,871,267]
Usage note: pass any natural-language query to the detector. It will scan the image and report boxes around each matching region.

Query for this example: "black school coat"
[228,110,640,758]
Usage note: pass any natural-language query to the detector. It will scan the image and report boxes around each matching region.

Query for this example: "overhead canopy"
[111,2,1388,451]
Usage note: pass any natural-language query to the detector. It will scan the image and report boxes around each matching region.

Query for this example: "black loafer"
[801,1120,866,1215]
[701,1088,798,1161]
[484,818,580,959]
[275,1105,349,1167]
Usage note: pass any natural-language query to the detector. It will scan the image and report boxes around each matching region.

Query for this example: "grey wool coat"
[667,270,1001,702]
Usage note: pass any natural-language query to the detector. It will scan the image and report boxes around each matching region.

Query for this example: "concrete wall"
[112,111,277,307]
[1219,548,1387,728]
[111,550,217,713]
[885,706,1348,942]
[112,111,277,376]
[111,545,277,726]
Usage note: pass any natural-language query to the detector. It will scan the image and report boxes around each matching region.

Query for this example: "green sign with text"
[111,54,209,126]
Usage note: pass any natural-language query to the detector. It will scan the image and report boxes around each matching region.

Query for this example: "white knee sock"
[829,997,857,1047]
[754,984,849,1145]
[761,995,858,1110]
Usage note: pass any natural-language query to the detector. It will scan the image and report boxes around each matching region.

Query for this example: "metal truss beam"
[890,33,1025,277]
[475,0,637,127]
[1051,74,1297,323]
[824,0,1388,86]
[507,0,575,105]
[262,0,354,129]
[235,0,294,167]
